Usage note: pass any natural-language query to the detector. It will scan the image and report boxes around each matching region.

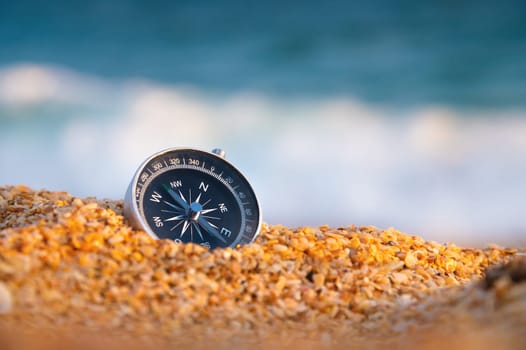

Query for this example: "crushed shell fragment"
[0,185,525,349]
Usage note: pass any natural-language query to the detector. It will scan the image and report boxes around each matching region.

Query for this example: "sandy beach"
[0,185,525,349]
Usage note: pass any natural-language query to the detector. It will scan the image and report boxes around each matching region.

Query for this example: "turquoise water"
[1,0,525,106]
[1,0,525,244]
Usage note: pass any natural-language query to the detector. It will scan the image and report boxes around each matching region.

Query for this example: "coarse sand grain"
[0,185,525,349]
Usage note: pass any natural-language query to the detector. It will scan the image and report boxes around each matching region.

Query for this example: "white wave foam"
[0,64,113,107]
[1,63,525,245]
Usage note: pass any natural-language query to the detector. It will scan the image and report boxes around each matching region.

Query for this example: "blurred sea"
[1,0,525,245]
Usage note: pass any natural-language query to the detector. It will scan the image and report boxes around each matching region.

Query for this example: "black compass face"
[130,149,261,249]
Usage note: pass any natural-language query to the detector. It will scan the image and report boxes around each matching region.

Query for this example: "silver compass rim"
[124,147,263,248]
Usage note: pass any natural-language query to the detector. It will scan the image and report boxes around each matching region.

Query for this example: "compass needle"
[169,220,184,232]
[198,217,227,244]
[164,214,185,222]
[163,200,183,211]
[203,215,220,220]
[200,207,218,214]
[209,222,218,229]
[162,185,189,210]
[193,222,204,241]
[181,221,190,237]
[179,190,187,204]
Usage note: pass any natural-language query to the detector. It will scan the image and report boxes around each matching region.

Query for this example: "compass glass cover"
[131,149,260,249]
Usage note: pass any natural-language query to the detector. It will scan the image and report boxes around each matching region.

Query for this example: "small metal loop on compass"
[211,148,226,159]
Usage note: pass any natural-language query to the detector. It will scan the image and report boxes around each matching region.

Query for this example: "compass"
[124,148,262,249]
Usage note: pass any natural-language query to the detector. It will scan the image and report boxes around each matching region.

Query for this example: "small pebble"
[0,282,12,314]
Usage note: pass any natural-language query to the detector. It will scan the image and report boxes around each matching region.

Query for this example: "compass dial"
[124,148,261,249]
